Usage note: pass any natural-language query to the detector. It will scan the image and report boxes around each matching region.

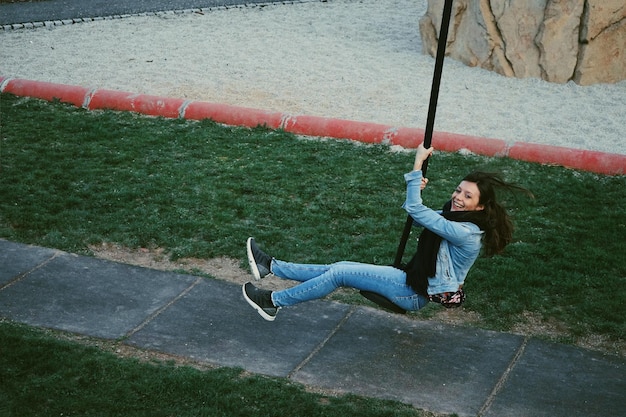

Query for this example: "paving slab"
[291,307,525,417]
[0,239,58,286]
[484,338,626,417]
[0,251,198,339]
[127,278,354,377]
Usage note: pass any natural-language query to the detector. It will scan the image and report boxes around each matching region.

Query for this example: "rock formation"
[419,0,626,85]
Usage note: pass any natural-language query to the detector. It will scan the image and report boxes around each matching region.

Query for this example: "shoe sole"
[242,283,276,322]
[246,237,263,280]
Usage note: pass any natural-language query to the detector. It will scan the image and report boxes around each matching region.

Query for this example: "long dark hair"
[462,171,533,256]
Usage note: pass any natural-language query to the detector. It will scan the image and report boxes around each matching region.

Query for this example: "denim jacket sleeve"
[402,170,483,293]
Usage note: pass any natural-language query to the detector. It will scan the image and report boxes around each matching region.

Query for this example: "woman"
[242,143,531,321]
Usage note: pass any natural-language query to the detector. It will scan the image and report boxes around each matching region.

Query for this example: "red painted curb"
[509,142,626,175]
[283,114,392,144]
[88,89,185,118]
[183,101,284,130]
[1,77,624,175]
[388,127,424,148]
[3,78,91,108]
[432,131,508,157]
[355,126,511,158]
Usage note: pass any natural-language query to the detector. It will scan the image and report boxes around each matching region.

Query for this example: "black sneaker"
[242,282,279,321]
[247,237,272,280]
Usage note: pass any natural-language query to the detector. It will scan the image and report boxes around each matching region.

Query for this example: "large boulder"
[419,0,626,85]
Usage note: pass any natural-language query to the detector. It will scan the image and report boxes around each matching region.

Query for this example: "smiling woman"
[450,181,482,212]
[242,143,534,321]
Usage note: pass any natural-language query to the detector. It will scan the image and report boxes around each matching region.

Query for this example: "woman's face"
[451,181,484,212]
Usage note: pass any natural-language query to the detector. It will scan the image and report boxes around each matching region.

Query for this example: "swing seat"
[360,291,407,314]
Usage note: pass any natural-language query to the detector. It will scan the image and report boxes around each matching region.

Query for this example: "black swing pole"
[393,0,455,268]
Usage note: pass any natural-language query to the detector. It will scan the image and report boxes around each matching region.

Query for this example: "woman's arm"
[403,171,479,245]
[404,145,480,245]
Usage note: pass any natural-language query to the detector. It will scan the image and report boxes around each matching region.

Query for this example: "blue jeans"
[270,260,429,312]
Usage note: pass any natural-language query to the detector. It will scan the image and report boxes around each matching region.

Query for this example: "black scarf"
[402,200,488,296]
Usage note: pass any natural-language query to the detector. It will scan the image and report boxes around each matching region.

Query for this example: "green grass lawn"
[0,92,624,414]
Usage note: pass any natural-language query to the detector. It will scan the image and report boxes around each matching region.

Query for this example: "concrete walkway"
[1,238,624,417]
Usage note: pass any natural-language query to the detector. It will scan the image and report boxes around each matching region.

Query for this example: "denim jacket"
[402,170,483,294]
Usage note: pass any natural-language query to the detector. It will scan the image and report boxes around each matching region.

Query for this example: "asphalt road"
[0,0,285,25]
